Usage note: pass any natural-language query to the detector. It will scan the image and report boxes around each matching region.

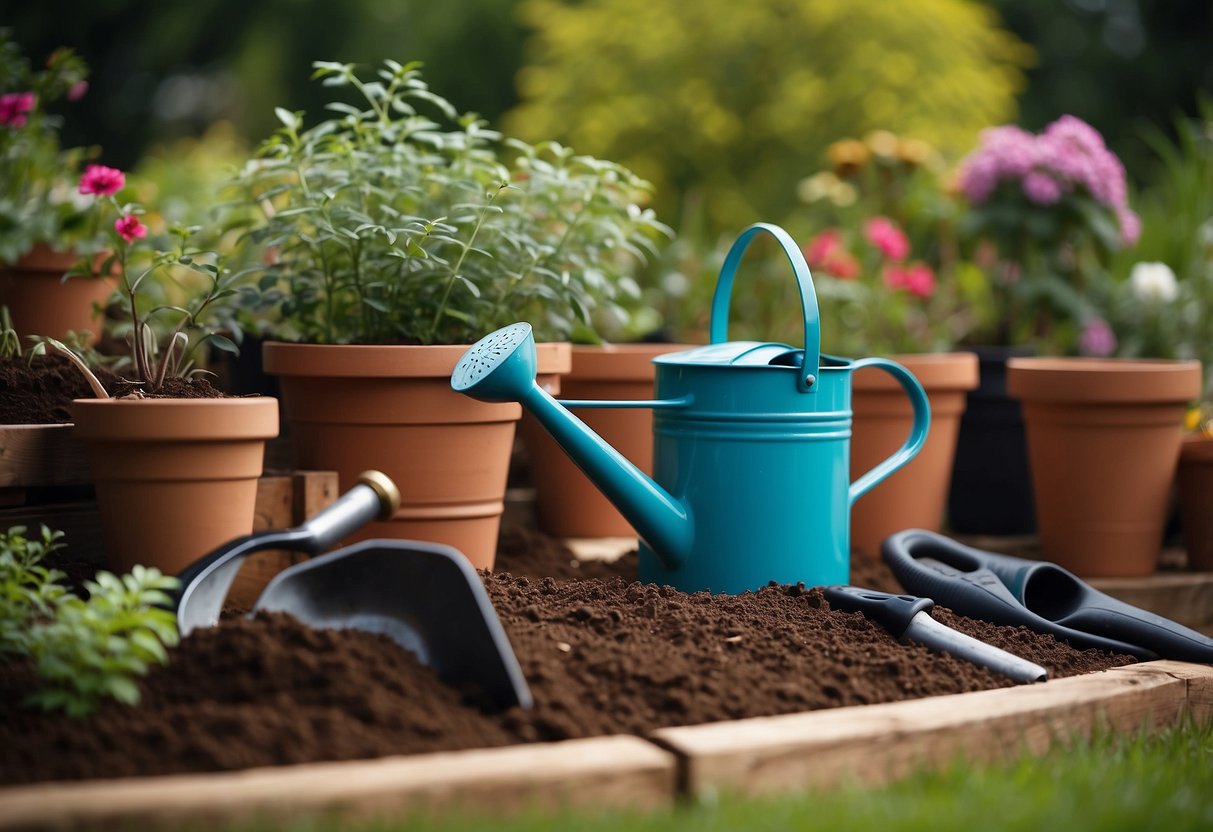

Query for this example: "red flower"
[114,214,147,243]
[803,229,843,269]
[863,216,910,261]
[0,92,36,127]
[79,164,125,196]
[885,262,936,298]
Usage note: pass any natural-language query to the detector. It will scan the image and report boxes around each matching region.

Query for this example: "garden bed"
[0,530,1209,828]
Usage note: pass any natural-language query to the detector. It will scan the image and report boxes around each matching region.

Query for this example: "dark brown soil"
[0,532,1135,786]
[0,357,223,424]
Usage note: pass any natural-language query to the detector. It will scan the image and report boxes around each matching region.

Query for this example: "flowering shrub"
[0,30,95,264]
[957,115,1139,352]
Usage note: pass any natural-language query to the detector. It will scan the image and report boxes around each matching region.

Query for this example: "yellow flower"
[827,139,869,176]
[864,129,900,158]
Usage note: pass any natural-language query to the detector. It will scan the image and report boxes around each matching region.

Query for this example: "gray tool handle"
[299,470,400,550]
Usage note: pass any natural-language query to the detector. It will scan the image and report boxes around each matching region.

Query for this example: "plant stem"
[427,187,502,344]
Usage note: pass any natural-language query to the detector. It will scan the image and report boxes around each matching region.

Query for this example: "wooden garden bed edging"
[649,659,1213,799]
[0,735,676,831]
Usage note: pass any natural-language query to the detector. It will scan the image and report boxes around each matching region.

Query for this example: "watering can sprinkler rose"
[454,223,931,593]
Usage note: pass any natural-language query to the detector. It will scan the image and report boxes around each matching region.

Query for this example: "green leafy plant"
[0,524,180,717]
[232,59,669,346]
[0,525,67,659]
[24,565,179,717]
[0,29,95,264]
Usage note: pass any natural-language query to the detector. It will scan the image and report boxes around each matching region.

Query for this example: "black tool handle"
[823,585,934,639]
[882,530,1152,658]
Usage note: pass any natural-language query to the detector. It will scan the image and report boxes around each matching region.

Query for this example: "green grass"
[244,719,1213,832]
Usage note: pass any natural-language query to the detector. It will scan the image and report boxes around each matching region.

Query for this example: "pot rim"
[263,340,571,378]
[570,342,696,381]
[852,351,980,392]
[70,395,279,441]
[1007,357,1202,404]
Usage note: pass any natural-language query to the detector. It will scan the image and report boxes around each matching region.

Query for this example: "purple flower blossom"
[1078,318,1117,357]
[1022,170,1062,205]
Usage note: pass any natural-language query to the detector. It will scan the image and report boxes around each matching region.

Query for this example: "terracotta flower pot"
[1008,358,1201,577]
[849,352,980,556]
[263,341,570,570]
[520,343,691,538]
[1178,434,1213,571]
[71,397,279,574]
[0,245,115,345]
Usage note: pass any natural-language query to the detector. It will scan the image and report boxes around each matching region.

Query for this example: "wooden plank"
[0,735,676,831]
[1088,572,1213,634]
[651,661,1199,798]
[1130,659,1213,724]
[0,425,90,489]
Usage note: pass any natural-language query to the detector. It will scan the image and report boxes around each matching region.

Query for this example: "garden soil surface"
[0,529,1135,786]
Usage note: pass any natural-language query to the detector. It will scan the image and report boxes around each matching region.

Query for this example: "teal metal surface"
[453,222,930,594]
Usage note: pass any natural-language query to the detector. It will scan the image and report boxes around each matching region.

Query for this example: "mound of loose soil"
[0,356,118,423]
[0,531,1134,786]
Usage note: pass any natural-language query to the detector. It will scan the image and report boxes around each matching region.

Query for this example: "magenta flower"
[67,80,89,102]
[885,263,936,298]
[1022,170,1062,205]
[864,217,910,261]
[1078,318,1117,357]
[114,214,148,243]
[803,229,843,269]
[79,164,125,196]
[0,92,36,127]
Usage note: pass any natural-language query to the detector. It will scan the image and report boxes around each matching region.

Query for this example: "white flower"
[1129,261,1179,303]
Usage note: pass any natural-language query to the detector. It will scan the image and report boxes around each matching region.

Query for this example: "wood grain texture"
[651,660,1211,798]
[0,735,676,831]
[0,425,90,489]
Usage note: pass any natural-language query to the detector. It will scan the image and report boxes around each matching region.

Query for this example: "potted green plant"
[0,30,115,344]
[947,114,1142,536]
[233,60,667,567]
[796,132,978,555]
[42,169,277,576]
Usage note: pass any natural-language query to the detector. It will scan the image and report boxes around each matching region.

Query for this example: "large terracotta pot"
[850,352,979,556]
[1008,357,1201,577]
[71,397,279,574]
[1177,434,1213,571]
[520,343,691,538]
[263,342,570,570]
[0,245,115,345]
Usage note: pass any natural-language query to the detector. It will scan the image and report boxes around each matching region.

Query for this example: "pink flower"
[79,164,125,196]
[803,229,843,269]
[0,92,36,127]
[884,262,936,298]
[1118,207,1141,247]
[67,80,89,102]
[114,214,147,243]
[1022,170,1062,205]
[1078,318,1117,357]
[863,216,910,261]
[822,248,860,280]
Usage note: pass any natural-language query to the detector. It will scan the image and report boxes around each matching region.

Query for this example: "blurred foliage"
[504,0,1031,231]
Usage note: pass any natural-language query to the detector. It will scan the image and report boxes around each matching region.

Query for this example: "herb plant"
[233,60,669,345]
[0,524,180,717]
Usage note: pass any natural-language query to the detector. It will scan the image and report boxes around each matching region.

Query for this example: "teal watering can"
[452,223,931,593]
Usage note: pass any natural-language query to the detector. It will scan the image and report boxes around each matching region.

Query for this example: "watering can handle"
[847,357,931,505]
[709,222,822,393]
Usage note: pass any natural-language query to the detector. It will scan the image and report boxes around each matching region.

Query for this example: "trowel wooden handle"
[298,471,401,550]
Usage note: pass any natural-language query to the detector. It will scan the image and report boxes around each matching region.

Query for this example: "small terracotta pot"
[1008,357,1201,577]
[1178,434,1213,571]
[850,353,980,556]
[264,341,570,570]
[71,397,279,574]
[520,343,691,538]
[0,245,115,345]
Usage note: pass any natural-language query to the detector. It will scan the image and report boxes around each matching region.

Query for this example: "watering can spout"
[452,324,693,568]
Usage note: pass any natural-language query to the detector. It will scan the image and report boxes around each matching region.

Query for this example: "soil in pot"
[0,355,122,424]
[1,533,1134,786]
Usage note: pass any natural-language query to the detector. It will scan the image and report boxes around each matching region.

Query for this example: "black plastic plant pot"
[946,345,1036,536]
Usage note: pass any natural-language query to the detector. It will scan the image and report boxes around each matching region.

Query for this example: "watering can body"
[453,223,931,594]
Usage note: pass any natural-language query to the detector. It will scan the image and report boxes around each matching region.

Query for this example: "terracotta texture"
[1178,435,1213,571]
[0,245,115,345]
[520,343,691,538]
[70,397,279,574]
[263,341,570,569]
[849,353,979,555]
[1008,358,1201,577]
